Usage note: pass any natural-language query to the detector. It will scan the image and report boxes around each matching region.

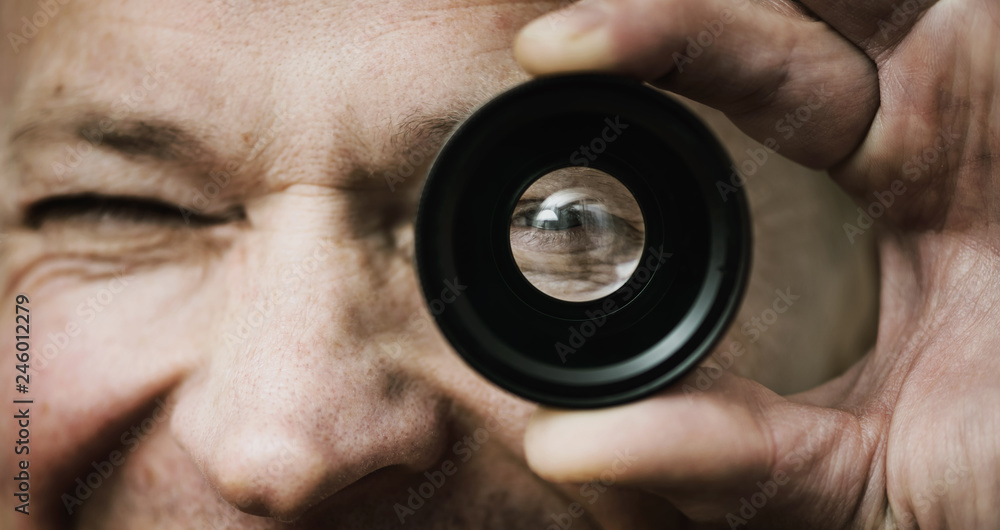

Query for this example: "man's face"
[0,1,873,529]
[1,1,670,528]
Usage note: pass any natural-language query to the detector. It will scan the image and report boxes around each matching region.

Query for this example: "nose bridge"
[226,220,399,363]
[220,234,359,367]
[170,229,449,521]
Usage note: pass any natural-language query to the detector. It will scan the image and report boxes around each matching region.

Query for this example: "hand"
[514,0,1000,527]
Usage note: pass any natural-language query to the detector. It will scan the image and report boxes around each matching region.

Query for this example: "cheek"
[2,267,213,461]
[74,431,229,529]
[28,270,207,387]
[11,278,127,406]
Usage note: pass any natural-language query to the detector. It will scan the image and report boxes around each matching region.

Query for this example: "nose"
[169,215,451,521]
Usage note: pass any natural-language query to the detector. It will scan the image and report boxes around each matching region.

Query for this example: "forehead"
[3,0,559,189]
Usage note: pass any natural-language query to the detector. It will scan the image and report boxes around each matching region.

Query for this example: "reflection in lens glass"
[510,167,645,302]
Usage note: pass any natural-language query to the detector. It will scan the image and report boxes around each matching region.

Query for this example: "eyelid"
[510,208,643,257]
[23,193,245,229]
[510,199,540,225]
[512,200,639,235]
[515,193,643,227]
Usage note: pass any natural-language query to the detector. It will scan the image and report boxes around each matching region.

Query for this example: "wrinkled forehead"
[1,0,567,189]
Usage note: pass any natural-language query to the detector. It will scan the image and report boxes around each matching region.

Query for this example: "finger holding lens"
[514,0,879,170]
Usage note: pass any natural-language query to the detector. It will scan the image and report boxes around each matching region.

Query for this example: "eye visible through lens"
[509,167,645,302]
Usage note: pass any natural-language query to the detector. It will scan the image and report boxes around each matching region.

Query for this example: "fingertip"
[523,408,609,482]
[523,408,571,479]
[514,1,616,75]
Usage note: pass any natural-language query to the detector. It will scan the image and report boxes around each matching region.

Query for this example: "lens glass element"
[509,167,645,302]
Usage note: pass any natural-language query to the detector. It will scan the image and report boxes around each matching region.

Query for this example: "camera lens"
[509,167,645,302]
[415,74,751,408]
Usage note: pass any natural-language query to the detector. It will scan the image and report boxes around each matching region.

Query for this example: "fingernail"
[551,0,612,36]
[517,0,613,72]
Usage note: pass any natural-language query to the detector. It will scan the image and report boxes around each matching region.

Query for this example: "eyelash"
[510,202,642,256]
[510,217,595,252]
[24,193,245,229]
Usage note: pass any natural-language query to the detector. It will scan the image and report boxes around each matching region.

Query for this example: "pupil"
[531,204,583,230]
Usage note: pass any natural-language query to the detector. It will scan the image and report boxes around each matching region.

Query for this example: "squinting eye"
[24,193,245,229]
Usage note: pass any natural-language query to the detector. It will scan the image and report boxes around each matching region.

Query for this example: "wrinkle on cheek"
[0,225,241,298]
[3,239,226,414]
[15,264,231,497]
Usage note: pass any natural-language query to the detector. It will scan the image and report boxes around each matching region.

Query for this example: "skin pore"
[0,1,877,529]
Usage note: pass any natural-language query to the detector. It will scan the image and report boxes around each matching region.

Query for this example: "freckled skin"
[0,1,876,529]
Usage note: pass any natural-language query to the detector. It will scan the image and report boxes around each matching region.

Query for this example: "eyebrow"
[89,118,211,162]
[387,108,474,167]
[8,97,482,191]
[393,112,465,148]
[11,112,218,166]
[351,103,479,189]
[11,109,469,161]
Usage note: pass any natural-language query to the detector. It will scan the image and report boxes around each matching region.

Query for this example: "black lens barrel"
[415,74,752,408]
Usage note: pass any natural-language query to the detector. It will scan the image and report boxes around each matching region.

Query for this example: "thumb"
[513,0,878,169]
[524,370,872,527]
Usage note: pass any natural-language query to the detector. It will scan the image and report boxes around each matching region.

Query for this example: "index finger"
[514,0,879,169]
